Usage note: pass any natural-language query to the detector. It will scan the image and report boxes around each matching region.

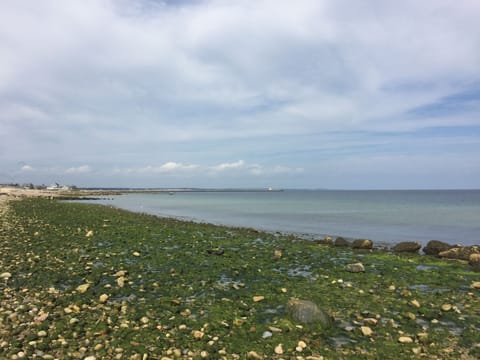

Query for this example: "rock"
[274,344,283,355]
[423,240,453,256]
[441,304,452,312]
[286,299,332,327]
[192,330,204,339]
[410,299,421,308]
[352,239,373,250]
[314,237,333,245]
[471,281,480,289]
[86,230,94,237]
[334,237,350,247]
[273,249,282,259]
[117,276,126,288]
[132,251,140,257]
[345,262,365,273]
[0,272,12,280]
[99,294,109,303]
[247,351,262,360]
[360,326,373,336]
[206,248,224,255]
[392,242,421,253]
[253,296,265,302]
[76,283,90,293]
[469,253,480,271]
[297,340,307,349]
[398,336,413,344]
[363,318,378,326]
[262,331,273,339]
[438,246,480,260]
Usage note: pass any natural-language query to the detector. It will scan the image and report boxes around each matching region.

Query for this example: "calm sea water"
[94,190,480,246]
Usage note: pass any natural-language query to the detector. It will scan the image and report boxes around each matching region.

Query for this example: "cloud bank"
[1,0,480,188]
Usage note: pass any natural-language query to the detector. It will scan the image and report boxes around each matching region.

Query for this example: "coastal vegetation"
[1,198,479,359]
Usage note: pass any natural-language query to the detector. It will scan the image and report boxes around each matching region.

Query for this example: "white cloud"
[210,160,246,172]
[127,162,199,174]
[65,165,92,174]
[21,164,34,171]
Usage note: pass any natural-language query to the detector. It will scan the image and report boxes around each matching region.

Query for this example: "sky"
[1,0,480,189]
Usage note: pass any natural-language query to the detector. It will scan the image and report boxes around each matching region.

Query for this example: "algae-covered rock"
[438,246,480,260]
[392,241,421,253]
[423,240,453,256]
[286,299,332,327]
[352,239,373,249]
[334,237,350,247]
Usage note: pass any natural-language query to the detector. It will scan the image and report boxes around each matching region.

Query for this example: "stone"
[363,318,378,326]
[286,299,332,327]
[334,237,350,247]
[423,240,453,256]
[410,299,421,308]
[0,272,12,280]
[273,249,282,259]
[76,283,90,293]
[471,281,480,289]
[247,351,262,360]
[192,330,204,339]
[360,326,373,336]
[352,239,373,249]
[253,296,265,302]
[398,336,413,343]
[262,331,273,339]
[99,294,109,303]
[132,251,140,257]
[392,242,421,253]
[298,340,307,349]
[438,246,480,260]
[469,253,480,271]
[274,344,283,355]
[117,277,126,288]
[441,304,452,312]
[345,262,365,273]
[85,230,94,237]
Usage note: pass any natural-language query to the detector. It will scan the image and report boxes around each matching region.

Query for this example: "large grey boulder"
[392,241,421,253]
[438,246,480,261]
[286,299,332,327]
[334,237,350,247]
[423,240,453,256]
[352,239,373,250]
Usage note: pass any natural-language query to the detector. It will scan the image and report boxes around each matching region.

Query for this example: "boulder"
[345,262,365,273]
[438,246,480,261]
[286,299,332,327]
[352,239,373,250]
[314,236,333,246]
[335,237,350,247]
[468,253,480,271]
[392,241,421,253]
[423,240,453,256]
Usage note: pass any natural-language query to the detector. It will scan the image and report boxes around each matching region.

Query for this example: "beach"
[1,189,479,359]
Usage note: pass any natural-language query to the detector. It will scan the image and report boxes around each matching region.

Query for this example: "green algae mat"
[1,198,479,359]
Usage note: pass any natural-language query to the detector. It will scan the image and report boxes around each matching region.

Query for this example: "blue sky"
[1,0,480,189]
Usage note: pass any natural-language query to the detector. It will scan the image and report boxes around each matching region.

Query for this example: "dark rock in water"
[345,262,365,273]
[469,253,480,271]
[393,242,421,253]
[423,240,453,256]
[286,299,332,327]
[335,237,350,247]
[352,239,373,250]
[438,246,480,261]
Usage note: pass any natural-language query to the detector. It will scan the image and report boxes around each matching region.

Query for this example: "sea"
[90,190,480,247]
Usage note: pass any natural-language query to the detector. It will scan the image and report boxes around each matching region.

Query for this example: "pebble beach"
[1,188,479,359]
